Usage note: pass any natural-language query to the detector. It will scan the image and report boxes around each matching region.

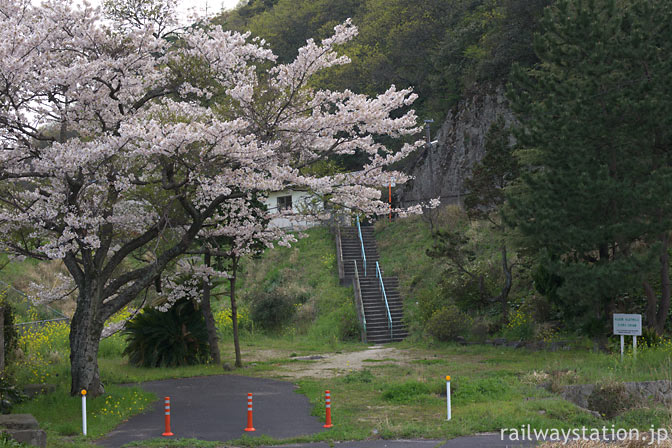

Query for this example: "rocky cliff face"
[396,85,514,207]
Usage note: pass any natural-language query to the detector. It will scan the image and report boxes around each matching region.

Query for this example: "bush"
[336,300,360,341]
[425,306,472,342]
[123,299,210,367]
[214,307,253,336]
[639,326,663,348]
[469,318,490,342]
[503,307,536,341]
[16,320,69,384]
[0,375,25,414]
[587,382,636,419]
[250,291,296,332]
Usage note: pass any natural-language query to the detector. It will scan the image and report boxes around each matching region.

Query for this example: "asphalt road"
[96,375,324,447]
[96,375,537,448]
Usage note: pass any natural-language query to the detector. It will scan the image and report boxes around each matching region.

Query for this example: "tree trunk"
[643,232,671,335]
[230,257,242,368]
[69,287,105,396]
[201,252,221,364]
[498,244,512,322]
[0,306,4,374]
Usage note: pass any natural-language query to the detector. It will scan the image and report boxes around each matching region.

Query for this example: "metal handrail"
[375,261,393,340]
[353,259,366,337]
[335,225,345,280]
[356,216,367,276]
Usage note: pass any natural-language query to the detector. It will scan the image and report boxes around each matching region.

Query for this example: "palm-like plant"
[123,299,211,367]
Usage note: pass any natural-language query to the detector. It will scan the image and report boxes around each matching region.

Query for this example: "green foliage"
[503,307,536,341]
[15,320,69,385]
[587,382,636,419]
[464,118,518,221]
[216,0,547,122]
[250,291,296,332]
[426,306,472,342]
[236,226,359,343]
[382,381,431,404]
[0,433,26,448]
[0,290,18,365]
[123,299,210,367]
[0,375,26,415]
[506,0,672,333]
[341,369,374,384]
[639,327,663,348]
[452,377,513,404]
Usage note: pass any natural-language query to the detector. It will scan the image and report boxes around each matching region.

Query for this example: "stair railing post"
[376,261,393,340]
[356,216,367,276]
[353,260,366,342]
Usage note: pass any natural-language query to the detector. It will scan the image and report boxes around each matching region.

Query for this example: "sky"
[167,0,241,21]
[35,0,241,23]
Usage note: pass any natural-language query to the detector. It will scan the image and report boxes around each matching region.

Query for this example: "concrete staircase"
[338,225,407,343]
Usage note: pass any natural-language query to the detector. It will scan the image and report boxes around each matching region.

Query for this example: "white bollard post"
[446,376,451,421]
[81,389,87,436]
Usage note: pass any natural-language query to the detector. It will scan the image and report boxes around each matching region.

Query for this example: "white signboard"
[613,313,642,336]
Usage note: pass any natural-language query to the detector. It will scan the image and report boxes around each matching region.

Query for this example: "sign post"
[613,314,641,361]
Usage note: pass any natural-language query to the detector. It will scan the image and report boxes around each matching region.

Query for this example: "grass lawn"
[4,221,672,447]
[7,317,672,447]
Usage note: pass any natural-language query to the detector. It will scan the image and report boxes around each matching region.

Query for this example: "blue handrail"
[354,259,366,334]
[375,261,393,340]
[356,216,367,276]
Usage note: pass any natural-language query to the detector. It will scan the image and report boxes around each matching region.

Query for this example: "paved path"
[283,437,536,448]
[96,375,537,448]
[97,375,323,447]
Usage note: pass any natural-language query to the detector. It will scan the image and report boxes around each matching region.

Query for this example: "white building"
[263,189,324,229]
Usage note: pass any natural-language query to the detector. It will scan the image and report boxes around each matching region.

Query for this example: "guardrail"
[356,216,367,276]
[353,259,367,341]
[375,261,393,340]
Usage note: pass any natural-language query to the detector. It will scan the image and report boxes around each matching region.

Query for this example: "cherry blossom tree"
[0,0,424,396]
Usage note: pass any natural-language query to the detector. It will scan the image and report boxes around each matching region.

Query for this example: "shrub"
[336,300,360,341]
[425,306,472,342]
[503,307,536,341]
[469,318,490,342]
[123,299,210,367]
[587,382,636,419]
[640,326,663,348]
[250,291,296,332]
[16,320,69,384]
[0,375,25,414]
[214,307,252,336]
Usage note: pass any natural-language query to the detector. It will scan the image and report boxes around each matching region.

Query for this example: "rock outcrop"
[397,85,514,207]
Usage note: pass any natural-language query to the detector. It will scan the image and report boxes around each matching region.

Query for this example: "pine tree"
[507,0,672,336]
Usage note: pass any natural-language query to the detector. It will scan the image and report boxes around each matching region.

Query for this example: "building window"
[277,195,292,212]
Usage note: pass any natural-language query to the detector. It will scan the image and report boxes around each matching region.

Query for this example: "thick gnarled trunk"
[69,285,105,396]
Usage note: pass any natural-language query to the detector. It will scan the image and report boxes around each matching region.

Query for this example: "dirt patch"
[243,348,294,362]
[275,345,411,379]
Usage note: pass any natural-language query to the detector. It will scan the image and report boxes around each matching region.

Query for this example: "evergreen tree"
[507,0,672,336]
